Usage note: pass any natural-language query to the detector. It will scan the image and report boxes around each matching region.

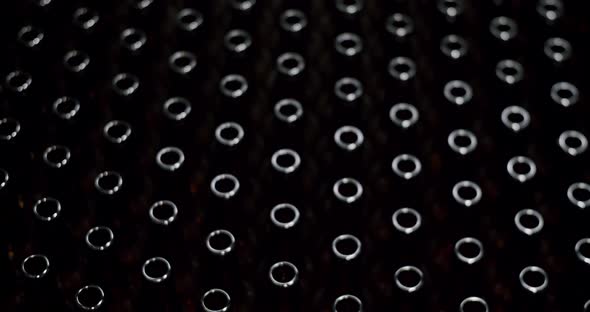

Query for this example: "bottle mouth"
[452,180,483,207]
[392,207,422,235]
[219,74,248,99]
[558,130,588,156]
[271,148,302,174]
[448,129,478,155]
[394,265,424,293]
[495,59,524,85]
[52,96,81,120]
[0,118,21,141]
[17,25,44,48]
[0,169,8,190]
[501,105,530,133]
[43,145,72,169]
[201,288,231,312]
[120,28,147,53]
[575,238,590,265]
[389,102,419,129]
[270,203,300,229]
[163,97,192,121]
[112,73,140,97]
[149,200,179,226]
[335,0,363,15]
[5,70,32,93]
[231,0,256,12]
[169,51,197,75]
[459,296,489,312]
[94,171,124,195]
[454,237,484,265]
[21,254,50,279]
[134,0,154,10]
[514,209,544,236]
[33,197,62,222]
[444,80,473,106]
[332,234,362,261]
[489,16,518,41]
[75,284,105,311]
[335,77,363,103]
[210,173,240,199]
[392,154,422,180]
[73,7,100,31]
[156,146,185,172]
[334,125,364,152]
[85,226,115,251]
[506,156,537,183]
[385,13,414,38]
[269,261,299,288]
[335,32,363,57]
[142,257,172,283]
[215,122,245,147]
[176,8,204,32]
[333,294,363,312]
[280,9,308,33]
[567,182,590,209]
[274,98,304,124]
[544,37,571,63]
[206,229,236,256]
[440,34,468,60]
[333,177,363,204]
[103,120,132,144]
[551,81,579,108]
[388,56,416,82]
[224,29,252,54]
[438,0,464,19]
[63,50,90,73]
[536,0,563,23]
[519,265,548,294]
[277,52,306,77]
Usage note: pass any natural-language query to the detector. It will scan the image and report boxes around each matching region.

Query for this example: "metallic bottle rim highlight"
[506,156,537,183]
[448,129,478,156]
[332,234,362,261]
[274,99,304,124]
[514,209,544,236]
[333,177,363,204]
[103,120,132,144]
[501,106,530,133]
[156,146,185,172]
[444,80,473,106]
[206,229,236,256]
[452,180,482,207]
[149,200,179,226]
[392,208,422,235]
[334,125,364,152]
[215,122,245,147]
[270,203,300,230]
[201,288,231,312]
[21,254,50,279]
[85,226,115,251]
[390,103,419,129]
[33,197,62,222]
[519,266,548,294]
[454,237,484,265]
[392,154,422,180]
[280,9,307,33]
[75,284,105,311]
[94,171,124,195]
[210,174,240,199]
[333,294,363,312]
[271,148,302,174]
[142,257,171,283]
[394,265,424,293]
[460,296,489,312]
[269,261,299,288]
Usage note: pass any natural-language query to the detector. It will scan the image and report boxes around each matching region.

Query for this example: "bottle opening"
[394,265,424,293]
[211,174,240,199]
[95,171,123,195]
[332,234,362,261]
[333,177,363,203]
[177,8,204,32]
[149,200,178,225]
[460,297,489,312]
[452,180,482,207]
[86,226,114,251]
[142,257,171,283]
[0,118,21,141]
[519,266,548,294]
[206,229,235,256]
[271,149,301,174]
[75,285,105,310]
[333,294,362,312]
[455,237,484,264]
[21,254,50,279]
[33,197,61,222]
[269,261,299,288]
[271,203,300,229]
[202,288,231,312]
